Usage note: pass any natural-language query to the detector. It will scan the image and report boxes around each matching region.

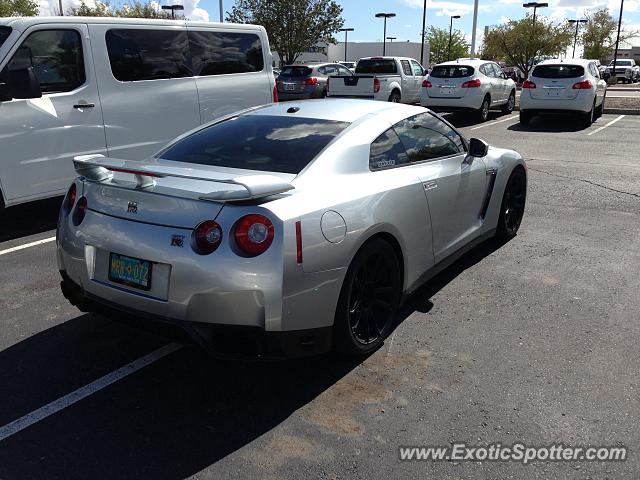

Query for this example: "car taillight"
[192,220,223,255]
[295,220,302,264]
[572,80,593,89]
[461,78,481,88]
[304,77,318,86]
[374,78,381,93]
[65,183,77,213]
[422,79,432,88]
[273,84,278,103]
[234,214,274,257]
[522,80,536,89]
[72,196,87,226]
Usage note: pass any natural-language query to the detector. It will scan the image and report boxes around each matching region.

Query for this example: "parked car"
[338,61,356,72]
[421,59,517,122]
[520,59,607,127]
[327,56,426,104]
[273,67,281,77]
[605,59,639,83]
[0,17,276,211]
[276,62,353,101]
[58,99,527,358]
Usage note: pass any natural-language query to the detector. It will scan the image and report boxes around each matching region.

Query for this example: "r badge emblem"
[127,201,138,214]
[171,235,185,247]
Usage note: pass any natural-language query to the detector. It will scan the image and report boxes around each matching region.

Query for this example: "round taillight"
[65,183,77,213]
[72,196,87,226]
[234,214,274,257]
[192,220,223,255]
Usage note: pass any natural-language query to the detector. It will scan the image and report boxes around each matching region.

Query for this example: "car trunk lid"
[528,64,584,100]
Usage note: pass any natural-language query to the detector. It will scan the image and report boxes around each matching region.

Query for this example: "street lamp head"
[161,4,184,9]
[340,28,354,32]
[452,15,461,19]
[375,12,396,18]
[523,2,547,6]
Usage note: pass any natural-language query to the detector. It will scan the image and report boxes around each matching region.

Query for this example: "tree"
[582,9,638,62]
[424,26,469,65]
[0,0,39,16]
[71,1,177,18]
[226,0,344,66]
[482,16,573,78]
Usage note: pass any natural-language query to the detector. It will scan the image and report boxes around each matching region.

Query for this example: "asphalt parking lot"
[1,111,639,479]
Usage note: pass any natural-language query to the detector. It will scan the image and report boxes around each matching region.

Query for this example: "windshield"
[430,65,474,78]
[356,59,398,74]
[532,64,584,78]
[157,115,350,174]
[0,27,11,49]
[280,66,312,77]
[609,60,633,66]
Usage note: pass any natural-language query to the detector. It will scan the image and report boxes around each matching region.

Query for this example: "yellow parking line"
[587,114,625,136]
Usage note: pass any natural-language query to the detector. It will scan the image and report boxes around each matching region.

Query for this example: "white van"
[0,17,276,209]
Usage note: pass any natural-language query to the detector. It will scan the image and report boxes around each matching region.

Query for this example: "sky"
[39,0,640,47]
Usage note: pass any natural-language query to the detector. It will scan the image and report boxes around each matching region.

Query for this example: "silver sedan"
[57,99,527,359]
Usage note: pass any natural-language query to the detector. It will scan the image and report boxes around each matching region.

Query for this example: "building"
[273,41,429,67]
[604,47,640,63]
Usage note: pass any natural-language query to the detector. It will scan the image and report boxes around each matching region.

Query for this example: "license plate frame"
[108,253,152,291]
[284,83,296,91]
[439,87,455,95]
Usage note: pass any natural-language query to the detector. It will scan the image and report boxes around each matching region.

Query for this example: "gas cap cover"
[320,210,346,243]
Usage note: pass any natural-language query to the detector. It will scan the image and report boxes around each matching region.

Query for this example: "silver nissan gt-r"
[57,99,527,359]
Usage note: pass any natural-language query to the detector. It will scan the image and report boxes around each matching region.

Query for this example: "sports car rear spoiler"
[73,154,294,202]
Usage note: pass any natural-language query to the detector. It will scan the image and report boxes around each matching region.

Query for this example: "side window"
[337,66,352,76]
[492,64,504,78]
[400,60,412,76]
[369,128,410,171]
[189,31,264,76]
[3,29,85,94]
[480,64,494,77]
[393,113,465,162]
[323,65,337,76]
[105,29,191,81]
[410,60,423,76]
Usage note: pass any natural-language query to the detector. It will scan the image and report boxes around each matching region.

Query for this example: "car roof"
[358,56,417,61]
[536,58,593,66]
[283,63,339,68]
[434,59,490,66]
[0,16,265,32]
[247,99,424,123]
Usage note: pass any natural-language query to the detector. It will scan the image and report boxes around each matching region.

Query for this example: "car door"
[393,112,488,263]
[88,23,201,160]
[400,59,415,100]
[0,24,106,204]
[491,63,508,102]
[480,63,500,105]
[410,59,425,102]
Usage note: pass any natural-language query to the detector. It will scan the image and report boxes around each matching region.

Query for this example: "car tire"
[333,238,402,357]
[388,90,401,103]
[519,110,532,125]
[477,95,490,122]
[501,91,516,114]
[581,101,595,128]
[495,167,526,241]
[596,94,605,118]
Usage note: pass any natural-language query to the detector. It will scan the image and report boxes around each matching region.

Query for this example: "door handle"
[73,103,95,109]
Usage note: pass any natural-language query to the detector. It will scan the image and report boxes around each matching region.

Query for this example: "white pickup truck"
[326,56,426,103]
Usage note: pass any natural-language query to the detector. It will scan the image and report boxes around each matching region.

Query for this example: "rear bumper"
[520,90,593,113]
[60,271,332,359]
[277,87,324,101]
[421,89,485,110]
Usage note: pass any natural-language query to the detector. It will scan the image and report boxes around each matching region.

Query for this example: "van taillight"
[234,214,274,257]
[374,78,381,93]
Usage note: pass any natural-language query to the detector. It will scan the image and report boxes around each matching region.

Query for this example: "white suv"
[421,59,516,122]
[520,59,607,127]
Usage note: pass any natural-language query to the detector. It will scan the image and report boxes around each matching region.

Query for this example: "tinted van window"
[532,65,584,78]
[356,59,397,74]
[106,29,191,81]
[430,65,474,78]
[0,27,10,48]
[189,31,263,76]
[393,113,464,162]
[3,29,85,94]
[158,115,350,174]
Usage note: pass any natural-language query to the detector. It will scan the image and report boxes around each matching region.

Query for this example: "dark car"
[276,62,353,101]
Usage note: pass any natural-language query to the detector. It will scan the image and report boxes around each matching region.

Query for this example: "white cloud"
[38,0,97,15]
[403,0,491,18]
[180,0,209,21]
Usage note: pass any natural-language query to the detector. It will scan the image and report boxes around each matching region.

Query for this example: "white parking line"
[0,236,56,256]
[0,342,182,442]
[587,114,626,136]
[470,114,518,131]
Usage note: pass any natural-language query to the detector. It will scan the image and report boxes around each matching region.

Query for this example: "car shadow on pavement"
[0,196,63,243]
[441,111,510,128]
[0,237,511,480]
[507,115,589,133]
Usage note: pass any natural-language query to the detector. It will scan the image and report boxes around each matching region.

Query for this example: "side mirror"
[468,137,489,157]
[5,67,42,100]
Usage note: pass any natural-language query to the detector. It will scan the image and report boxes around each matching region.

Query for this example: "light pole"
[612,0,625,81]
[420,0,427,65]
[58,0,63,15]
[375,13,396,56]
[523,2,548,64]
[339,28,354,62]
[387,36,396,42]
[161,4,184,19]
[568,19,587,58]
[219,0,223,22]
[448,15,460,61]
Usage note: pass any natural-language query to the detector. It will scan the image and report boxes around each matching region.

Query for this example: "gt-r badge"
[127,201,138,214]
[171,235,185,247]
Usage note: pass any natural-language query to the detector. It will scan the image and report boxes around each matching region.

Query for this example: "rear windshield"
[280,66,312,77]
[157,115,350,174]
[0,27,10,49]
[533,65,584,78]
[610,60,633,66]
[430,65,474,78]
[356,59,397,74]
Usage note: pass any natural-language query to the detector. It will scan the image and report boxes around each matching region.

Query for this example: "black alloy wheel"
[496,168,526,240]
